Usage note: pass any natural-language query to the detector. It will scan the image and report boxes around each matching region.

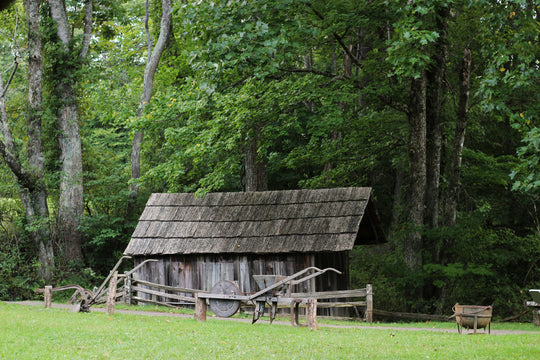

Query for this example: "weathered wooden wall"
[133,251,349,297]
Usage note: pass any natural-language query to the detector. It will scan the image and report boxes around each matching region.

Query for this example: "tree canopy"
[0,0,538,317]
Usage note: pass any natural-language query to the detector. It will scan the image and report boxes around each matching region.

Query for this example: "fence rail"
[126,277,199,306]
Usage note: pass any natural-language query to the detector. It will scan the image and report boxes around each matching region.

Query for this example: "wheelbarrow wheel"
[209,280,241,318]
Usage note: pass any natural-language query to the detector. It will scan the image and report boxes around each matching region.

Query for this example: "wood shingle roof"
[124,187,384,256]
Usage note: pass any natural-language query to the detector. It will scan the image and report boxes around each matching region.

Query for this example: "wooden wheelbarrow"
[198,266,342,324]
[452,303,493,334]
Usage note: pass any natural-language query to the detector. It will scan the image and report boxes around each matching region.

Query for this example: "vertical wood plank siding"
[132,253,332,294]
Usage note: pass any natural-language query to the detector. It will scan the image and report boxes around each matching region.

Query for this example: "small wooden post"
[365,284,373,323]
[306,298,318,330]
[44,285,52,308]
[106,271,118,315]
[124,272,132,305]
[194,293,207,322]
[533,310,540,327]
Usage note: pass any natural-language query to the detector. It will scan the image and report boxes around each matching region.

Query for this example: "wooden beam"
[315,301,366,308]
[133,279,199,294]
[131,285,196,303]
[290,289,367,299]
[131,296,180,308]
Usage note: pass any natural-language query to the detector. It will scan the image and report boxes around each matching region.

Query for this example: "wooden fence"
[288,284,373,322]
[126,277,198,307]
[37,272,373,328]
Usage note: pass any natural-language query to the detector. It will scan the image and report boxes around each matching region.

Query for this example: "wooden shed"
[124,187,384,297]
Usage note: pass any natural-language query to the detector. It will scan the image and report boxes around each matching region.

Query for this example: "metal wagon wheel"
[208,280,241,318]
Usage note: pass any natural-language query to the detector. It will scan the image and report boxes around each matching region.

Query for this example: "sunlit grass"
[1,302,538,359]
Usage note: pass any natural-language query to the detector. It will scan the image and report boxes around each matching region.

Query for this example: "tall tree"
[425,5,450,230]
[47,0,93,262]
[130,0,172,202]
[0,0,54,281]
[444,47,471,227]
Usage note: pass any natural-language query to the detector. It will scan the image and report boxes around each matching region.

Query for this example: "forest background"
[0,0,538,318]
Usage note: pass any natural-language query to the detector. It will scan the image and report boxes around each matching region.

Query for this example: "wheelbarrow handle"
[289,267,342,285]
[248,266,342,300]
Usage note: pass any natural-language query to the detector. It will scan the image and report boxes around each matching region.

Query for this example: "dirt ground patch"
[9,301,538,335]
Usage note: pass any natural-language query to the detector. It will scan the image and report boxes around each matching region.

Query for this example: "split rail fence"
[39,272,373,328]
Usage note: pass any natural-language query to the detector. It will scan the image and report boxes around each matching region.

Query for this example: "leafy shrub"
[0,204,42,301]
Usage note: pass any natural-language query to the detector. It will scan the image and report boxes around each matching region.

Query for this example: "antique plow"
[198,266,342,324]
[76,255,132,312]
[34,256,132,312]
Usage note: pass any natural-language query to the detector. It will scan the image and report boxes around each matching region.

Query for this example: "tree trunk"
[0,0,55,281]
[48,0,88,262]
[1,77,54,281]
[243,128,268,192]
[444,48,472,227]
[55,90,84,261]
[404,73,427,271]
[25,0,54,279]
[130,0,172,199]
[389,166,404,238]
[425,5,450,230]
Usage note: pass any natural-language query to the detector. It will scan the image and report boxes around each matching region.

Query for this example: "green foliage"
[385,0,443,79]
[1,0,539,322]
[0,201,42,301]
[427,212,540,316]
[473,1,540,196]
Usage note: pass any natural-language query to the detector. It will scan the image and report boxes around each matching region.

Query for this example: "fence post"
[44,285,52,308]
[124,272,132,305]
[365,284,373,323]
[194,293,207,322]
[306,298,318,330]
[106,271,118,315]
[534,310,540,327]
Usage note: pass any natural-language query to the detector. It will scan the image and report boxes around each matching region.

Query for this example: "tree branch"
[305,2,362,68]
[0,76,34,191]
[48,0,71,47]
[79,0,93,59]
[144,0,153,64]
[278,67,338,78]
[220,75,251,91]
[1,60,18,98]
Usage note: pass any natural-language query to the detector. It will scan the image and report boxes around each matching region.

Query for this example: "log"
[44,285,52,308]
[194,293,207,322]
[106,271,118,315]
[500,309,531,322]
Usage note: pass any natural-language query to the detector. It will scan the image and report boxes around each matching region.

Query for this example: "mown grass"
[105,303,540,331]
[1,302,538,359]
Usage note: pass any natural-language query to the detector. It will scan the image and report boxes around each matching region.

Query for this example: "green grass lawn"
[1,302,538,359]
